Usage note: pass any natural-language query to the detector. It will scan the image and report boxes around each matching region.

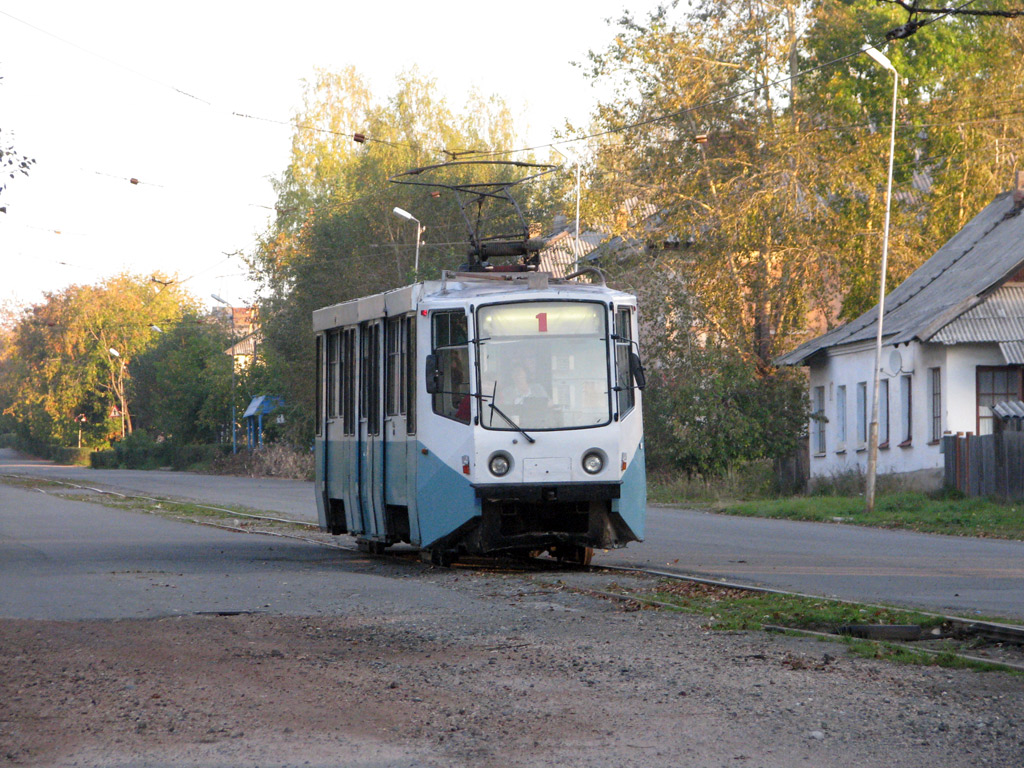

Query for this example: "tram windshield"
[477,301,610,430]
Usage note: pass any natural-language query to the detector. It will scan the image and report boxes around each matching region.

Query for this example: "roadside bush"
[649,459,779,504]
[112,430,164,469]
[168,444,227,471]
[0,433,16,449]
[50,446,93,466]
[90,450,119,469]
[211,442,314,480]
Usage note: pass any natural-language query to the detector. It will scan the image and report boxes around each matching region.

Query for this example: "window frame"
[878,378,890,448]
[836,384,847,450]
[899,374,912,446]
[431,310,471,425]
[812,385,826,455]
[856,381,868,448]
[614,306,636,418]
[929,367,942,443]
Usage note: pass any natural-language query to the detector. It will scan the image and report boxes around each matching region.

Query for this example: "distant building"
[777,173,1024,489]
[212,305,260,371]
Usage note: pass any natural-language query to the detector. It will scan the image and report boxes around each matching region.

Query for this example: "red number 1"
[536,312,548,332]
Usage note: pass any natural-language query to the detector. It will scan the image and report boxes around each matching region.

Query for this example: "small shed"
[242,395,284,449]
[992,400,1024,433]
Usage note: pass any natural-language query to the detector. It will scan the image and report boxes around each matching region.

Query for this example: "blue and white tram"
[313,270,646,565]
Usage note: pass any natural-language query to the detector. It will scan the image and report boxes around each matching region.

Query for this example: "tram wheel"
[421,548,456,567]
[357,539,387,555]
[551,545,593,566]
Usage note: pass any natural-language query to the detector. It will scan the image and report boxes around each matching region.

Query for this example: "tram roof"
[312,272,635,332]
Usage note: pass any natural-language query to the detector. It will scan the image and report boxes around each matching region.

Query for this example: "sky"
[0,0,654,311]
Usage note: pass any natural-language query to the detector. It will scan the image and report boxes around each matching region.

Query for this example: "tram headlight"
[582,450,605,475]
[489,452,512,477]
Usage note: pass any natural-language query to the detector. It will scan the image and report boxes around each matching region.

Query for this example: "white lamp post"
[863,43,899,514]
[108,347,127,439]
[392,207,422,281]
[211,294,238,454]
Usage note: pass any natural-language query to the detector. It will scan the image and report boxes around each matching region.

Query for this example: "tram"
[312,270,647,565]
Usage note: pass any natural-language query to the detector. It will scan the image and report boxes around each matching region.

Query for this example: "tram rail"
[9,472,1023,670]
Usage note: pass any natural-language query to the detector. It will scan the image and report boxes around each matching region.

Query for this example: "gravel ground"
[2,560,1022,768]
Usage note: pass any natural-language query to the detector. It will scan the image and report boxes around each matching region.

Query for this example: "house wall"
[807,340,1011,486]
[945,343,1006,435]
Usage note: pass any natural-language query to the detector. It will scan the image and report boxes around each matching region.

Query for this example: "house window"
[856,381,867,446]
[836,385,847,448]
[929,367,941,442]
[899,374,912,445]
[878,379,889,447]
[976,366,1022,435]
[812,386,826,455]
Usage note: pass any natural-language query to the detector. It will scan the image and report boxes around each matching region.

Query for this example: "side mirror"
[425,354,440,394]
[629,351,647,391]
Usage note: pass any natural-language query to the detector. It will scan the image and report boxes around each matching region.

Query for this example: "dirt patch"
[2,569,1023,768]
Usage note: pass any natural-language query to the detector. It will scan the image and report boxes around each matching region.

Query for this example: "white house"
[777,175,1024,489]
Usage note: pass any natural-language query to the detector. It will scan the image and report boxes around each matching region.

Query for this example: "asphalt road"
[3,448,1023,622]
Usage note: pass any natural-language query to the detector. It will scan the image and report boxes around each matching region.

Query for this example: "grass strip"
[596,578,1019,673]
[718,492,1024,539]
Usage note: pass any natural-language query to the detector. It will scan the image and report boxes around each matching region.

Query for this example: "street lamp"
[863,43,899,514]
[211,294,238,454]
[392,207,422,281]
[108,348,127,439]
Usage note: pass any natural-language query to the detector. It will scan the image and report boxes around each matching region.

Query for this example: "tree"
[0,73,36,209]
[575,0,1024,474]
[129,310,234,444]
[582,1,1024,355]
[0,274,191,447]
[250,68,557,442]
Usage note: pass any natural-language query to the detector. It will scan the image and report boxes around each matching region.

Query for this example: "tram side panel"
[412,307,480,548]
[610,304,646,540]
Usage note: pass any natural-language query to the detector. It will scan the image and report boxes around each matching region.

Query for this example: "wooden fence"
[943,432,1024,498]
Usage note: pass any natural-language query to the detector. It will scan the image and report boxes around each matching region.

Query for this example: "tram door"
[384,316,416,507]
[357,320,385,537]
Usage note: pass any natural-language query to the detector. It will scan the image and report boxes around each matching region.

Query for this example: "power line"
[0,9,211,105]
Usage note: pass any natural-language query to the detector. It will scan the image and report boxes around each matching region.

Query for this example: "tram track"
[7,471,1024,671]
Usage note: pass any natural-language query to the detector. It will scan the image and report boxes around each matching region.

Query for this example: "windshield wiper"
[485,381,535,443]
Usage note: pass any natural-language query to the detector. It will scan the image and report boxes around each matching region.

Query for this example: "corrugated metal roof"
[932,284,1024,343]
[992,400,1024,420]
[776,192,1024,366]
[999,341,1024,365]
[225,332,260,358]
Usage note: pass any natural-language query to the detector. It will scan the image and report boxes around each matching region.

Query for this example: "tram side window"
[431,310,470,424]
[315,335,324,435]
[405,315,416,434]
[342,328,356,435]
[386,317,401,417]
[614,308,636,416]
[361,324,381,436]
[327,330,341,419]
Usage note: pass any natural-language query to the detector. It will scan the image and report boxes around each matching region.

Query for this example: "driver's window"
[431,311,470,424]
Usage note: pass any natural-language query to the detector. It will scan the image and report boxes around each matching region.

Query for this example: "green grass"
[641,579,943,633]
[719,491,1024,539]
[608,578,1018,673]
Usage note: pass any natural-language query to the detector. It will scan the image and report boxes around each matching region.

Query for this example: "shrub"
[211,442,314,480]
[50,446,93,466]
[90,450,119,469]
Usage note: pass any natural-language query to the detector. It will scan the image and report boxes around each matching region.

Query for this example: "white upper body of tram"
[313,271,646,563]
